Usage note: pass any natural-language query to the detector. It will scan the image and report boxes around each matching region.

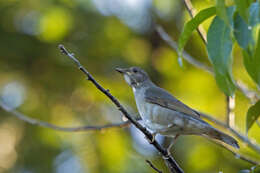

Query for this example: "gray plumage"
[116,66,239,149]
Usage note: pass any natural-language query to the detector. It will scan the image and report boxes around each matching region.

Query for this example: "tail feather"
[206,128,239,149]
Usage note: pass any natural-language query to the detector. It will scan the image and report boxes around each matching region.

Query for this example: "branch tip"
[146,160,163,173]
[58,44,67,55]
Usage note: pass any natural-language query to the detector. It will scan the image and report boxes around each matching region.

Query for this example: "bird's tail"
[204,128,239,149]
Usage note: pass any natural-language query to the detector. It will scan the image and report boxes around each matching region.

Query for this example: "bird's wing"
[144,86,201,119]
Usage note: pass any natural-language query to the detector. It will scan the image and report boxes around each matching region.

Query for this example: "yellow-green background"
[0,0,259,172]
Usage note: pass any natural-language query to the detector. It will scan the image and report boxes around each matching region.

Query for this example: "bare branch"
[235,81,260,103]
[58,45,184,173]
[146,160,163,173]
[0,101,131,132]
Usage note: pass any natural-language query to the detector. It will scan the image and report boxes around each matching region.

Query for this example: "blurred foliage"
[0,0,260,173]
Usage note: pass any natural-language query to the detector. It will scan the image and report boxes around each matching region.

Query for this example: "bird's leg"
[167,134,179,155]
[145,132,157,143]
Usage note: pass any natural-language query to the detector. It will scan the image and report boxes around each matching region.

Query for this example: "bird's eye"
[133,68,138,73]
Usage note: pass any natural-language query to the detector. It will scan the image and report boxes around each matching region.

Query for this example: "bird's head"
[116,66,150,88]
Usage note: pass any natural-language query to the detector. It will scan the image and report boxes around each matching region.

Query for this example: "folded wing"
[144,86,201,120]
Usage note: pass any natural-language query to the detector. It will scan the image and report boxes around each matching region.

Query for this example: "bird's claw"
[166,147,172,156]
[166,134,180,155]
[145,133,156,144]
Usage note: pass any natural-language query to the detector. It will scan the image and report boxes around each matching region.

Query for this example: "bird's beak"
[115,67,128,74]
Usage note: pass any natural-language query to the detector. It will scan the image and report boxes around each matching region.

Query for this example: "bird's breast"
[134,91,154,120]
[135,97,177,125]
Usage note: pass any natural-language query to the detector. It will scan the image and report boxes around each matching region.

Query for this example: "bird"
[116,66,239,153]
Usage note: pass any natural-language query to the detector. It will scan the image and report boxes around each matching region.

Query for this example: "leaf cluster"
[178,0,260,133]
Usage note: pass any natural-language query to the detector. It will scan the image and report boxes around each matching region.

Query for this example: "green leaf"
[246,100,260,133]
[233,13,253,49]
[216,0,229,26]
[249,2,260,27]
[243,50,255,81]
[243,29,260,86]
[240,3,260,87]
[207,8,236,96]
[178,7,216,56]
[234,0,250,22]
[253,29,260,85]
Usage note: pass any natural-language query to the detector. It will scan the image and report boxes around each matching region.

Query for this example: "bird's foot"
[145,132,157,144]
[166,146,172,156]
[166,134,180,155]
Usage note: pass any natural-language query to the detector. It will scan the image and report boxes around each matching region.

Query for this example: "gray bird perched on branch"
[116,66,239,153]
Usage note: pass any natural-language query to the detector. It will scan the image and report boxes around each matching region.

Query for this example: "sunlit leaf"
[216,0,229,26]
[246,100,260,133]
[239,3,260,87]
[178,7,216,57]
[207,7,236,96]
[249,2,260,27]
[233,13,253,49]
[234,0,250,22]
[243,30,260,87]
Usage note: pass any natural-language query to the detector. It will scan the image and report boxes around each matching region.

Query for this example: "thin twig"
[58,45,183,173]
[182,0,207,44]
[0,101,131,131]
[234,153,259,165]
[146,160,163,173]
[235,81,260,103]
[208,139,260,165]
[226,96,230,127]
[155,25,212,74]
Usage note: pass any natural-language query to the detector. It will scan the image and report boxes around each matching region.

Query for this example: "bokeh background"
[0,0,260,172]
